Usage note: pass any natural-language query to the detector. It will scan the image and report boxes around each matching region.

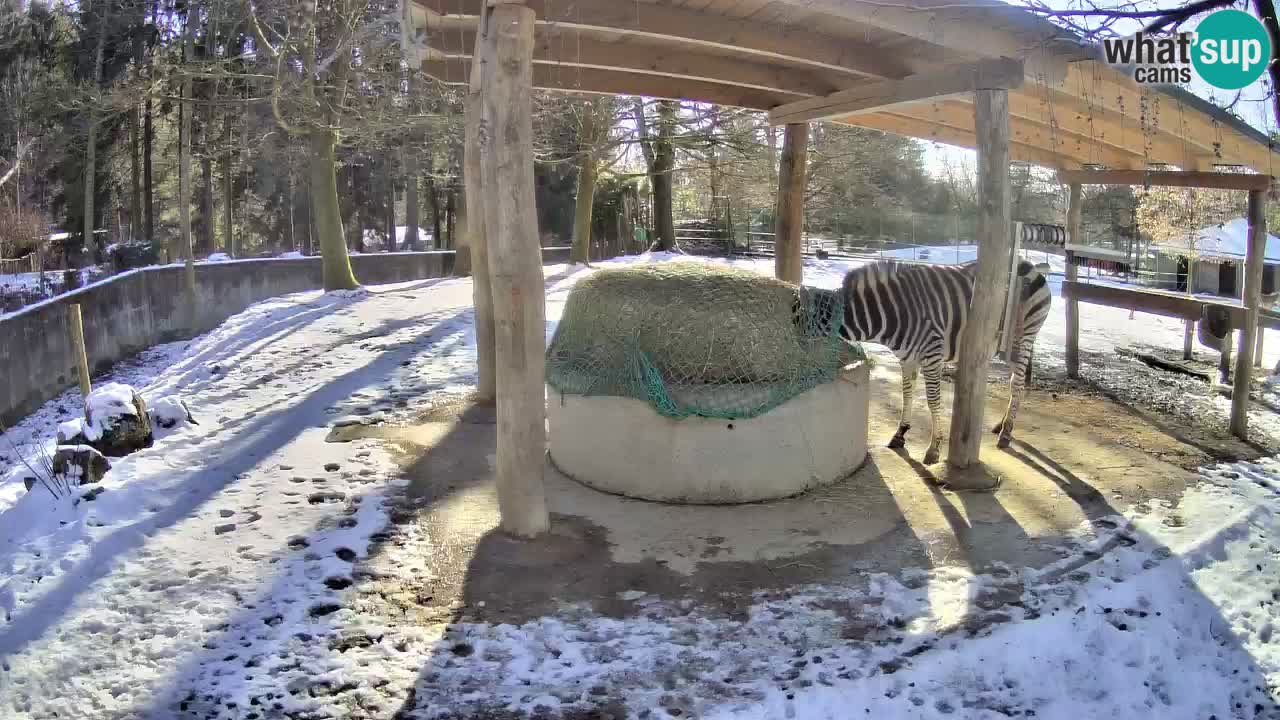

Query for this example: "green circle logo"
[1192,9,1272,90]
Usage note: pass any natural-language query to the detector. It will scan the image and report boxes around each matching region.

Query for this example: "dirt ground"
[330,353,1262,644]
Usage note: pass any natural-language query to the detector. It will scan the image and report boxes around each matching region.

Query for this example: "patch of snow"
[147,396,195,435]
[205,252,231,262]
[55,418,85,443]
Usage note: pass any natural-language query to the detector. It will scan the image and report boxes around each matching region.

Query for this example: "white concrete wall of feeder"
[546,361,870,504]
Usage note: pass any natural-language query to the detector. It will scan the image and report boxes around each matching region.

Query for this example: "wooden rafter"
[1056,169,1273,190]
[772,0,1082,80]
[429,28,843,97]
[847,111,1082,169]
[905,99,1149,169]
[768,57,1024,126]
[424,57,803,109]
[424,0,920,79]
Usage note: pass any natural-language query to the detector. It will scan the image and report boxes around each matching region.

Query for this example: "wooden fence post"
[946,88,1011,477]
[65,303,92,399]
[1230,189,1267,438]
[479,0,549,537]
[1064,183,1081,379]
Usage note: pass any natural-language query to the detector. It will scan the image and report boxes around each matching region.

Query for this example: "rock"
[51,445,111,485]
[148,395,197,431]
[83,383,153,457]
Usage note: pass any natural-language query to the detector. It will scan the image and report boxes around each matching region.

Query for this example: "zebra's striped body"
[838,259,1052,464]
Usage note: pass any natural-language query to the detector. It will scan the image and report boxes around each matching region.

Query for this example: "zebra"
[830,259,1052,464]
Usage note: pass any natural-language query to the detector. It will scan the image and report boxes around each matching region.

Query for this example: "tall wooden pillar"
[1230,189,1267,439]
[947,88,1011,474]
[478,0,549,537]
[774,122,807,285]
[466,4,496,402]
[1064,183,1082,378]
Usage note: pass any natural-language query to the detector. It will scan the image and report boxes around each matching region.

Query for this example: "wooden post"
[1064,183,1082,379]
[466,4,497,403]
[947,88,1011,475]
[1230,189,1267,438]
[1183,320,1195,360]
[65,303,92,399]
[479,1,550,537]
[774,122,807,285]
[1256,328,1265,368]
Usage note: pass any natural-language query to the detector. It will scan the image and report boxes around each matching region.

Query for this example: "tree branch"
[0,138,34,190]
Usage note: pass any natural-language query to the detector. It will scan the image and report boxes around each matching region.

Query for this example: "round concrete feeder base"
[546,362,871,504]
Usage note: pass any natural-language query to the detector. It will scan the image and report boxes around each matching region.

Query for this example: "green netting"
[545,262,865,419]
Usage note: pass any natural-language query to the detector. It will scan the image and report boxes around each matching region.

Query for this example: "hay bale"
[546,262,858,419]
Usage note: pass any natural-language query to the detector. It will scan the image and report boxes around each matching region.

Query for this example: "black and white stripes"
[838,259,1052,464]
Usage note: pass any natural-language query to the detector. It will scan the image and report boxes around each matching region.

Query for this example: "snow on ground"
[0,252,1279,718]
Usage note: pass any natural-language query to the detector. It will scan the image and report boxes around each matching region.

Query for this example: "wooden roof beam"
[1056,169,1273,191]
[901,99,1148,169]
[1060,61,1280,170]
[423,57,802,110]
[1006,88,1218,170]
[429,28,842,97]
[774,0,1083,81]
[843,111,1082,169]
[768,58,1024,126]
[419,0,919,80]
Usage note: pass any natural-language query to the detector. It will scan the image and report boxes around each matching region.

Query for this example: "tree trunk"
[652,169,675,251]
[429,177,444,254]
[129,105,141,244]
[774,123,807,284]
[201,151,214,255]
[83,2,108,261]
[570,103,600,265]
[404,156,420,251]
[178,19,197,317]
[144,96,155,252]
[222,114,235,256]
[651,101,678,251]
[385,154,396,251]
[446,182,457,249]
[308,130,359,290]
[179,65,193,263]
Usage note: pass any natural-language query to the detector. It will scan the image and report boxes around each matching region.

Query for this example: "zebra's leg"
[888,361,918,449]
[993,340,1034,448]
[920,354,945,465]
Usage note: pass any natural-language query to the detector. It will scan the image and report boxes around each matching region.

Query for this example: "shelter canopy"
[411,0,1279,174]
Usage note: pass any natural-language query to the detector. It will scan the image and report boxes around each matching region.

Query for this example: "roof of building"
[413,0,1279,174]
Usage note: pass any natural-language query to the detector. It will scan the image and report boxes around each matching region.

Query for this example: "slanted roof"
[412,0,1280,174]
[1152,217,1280,263]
